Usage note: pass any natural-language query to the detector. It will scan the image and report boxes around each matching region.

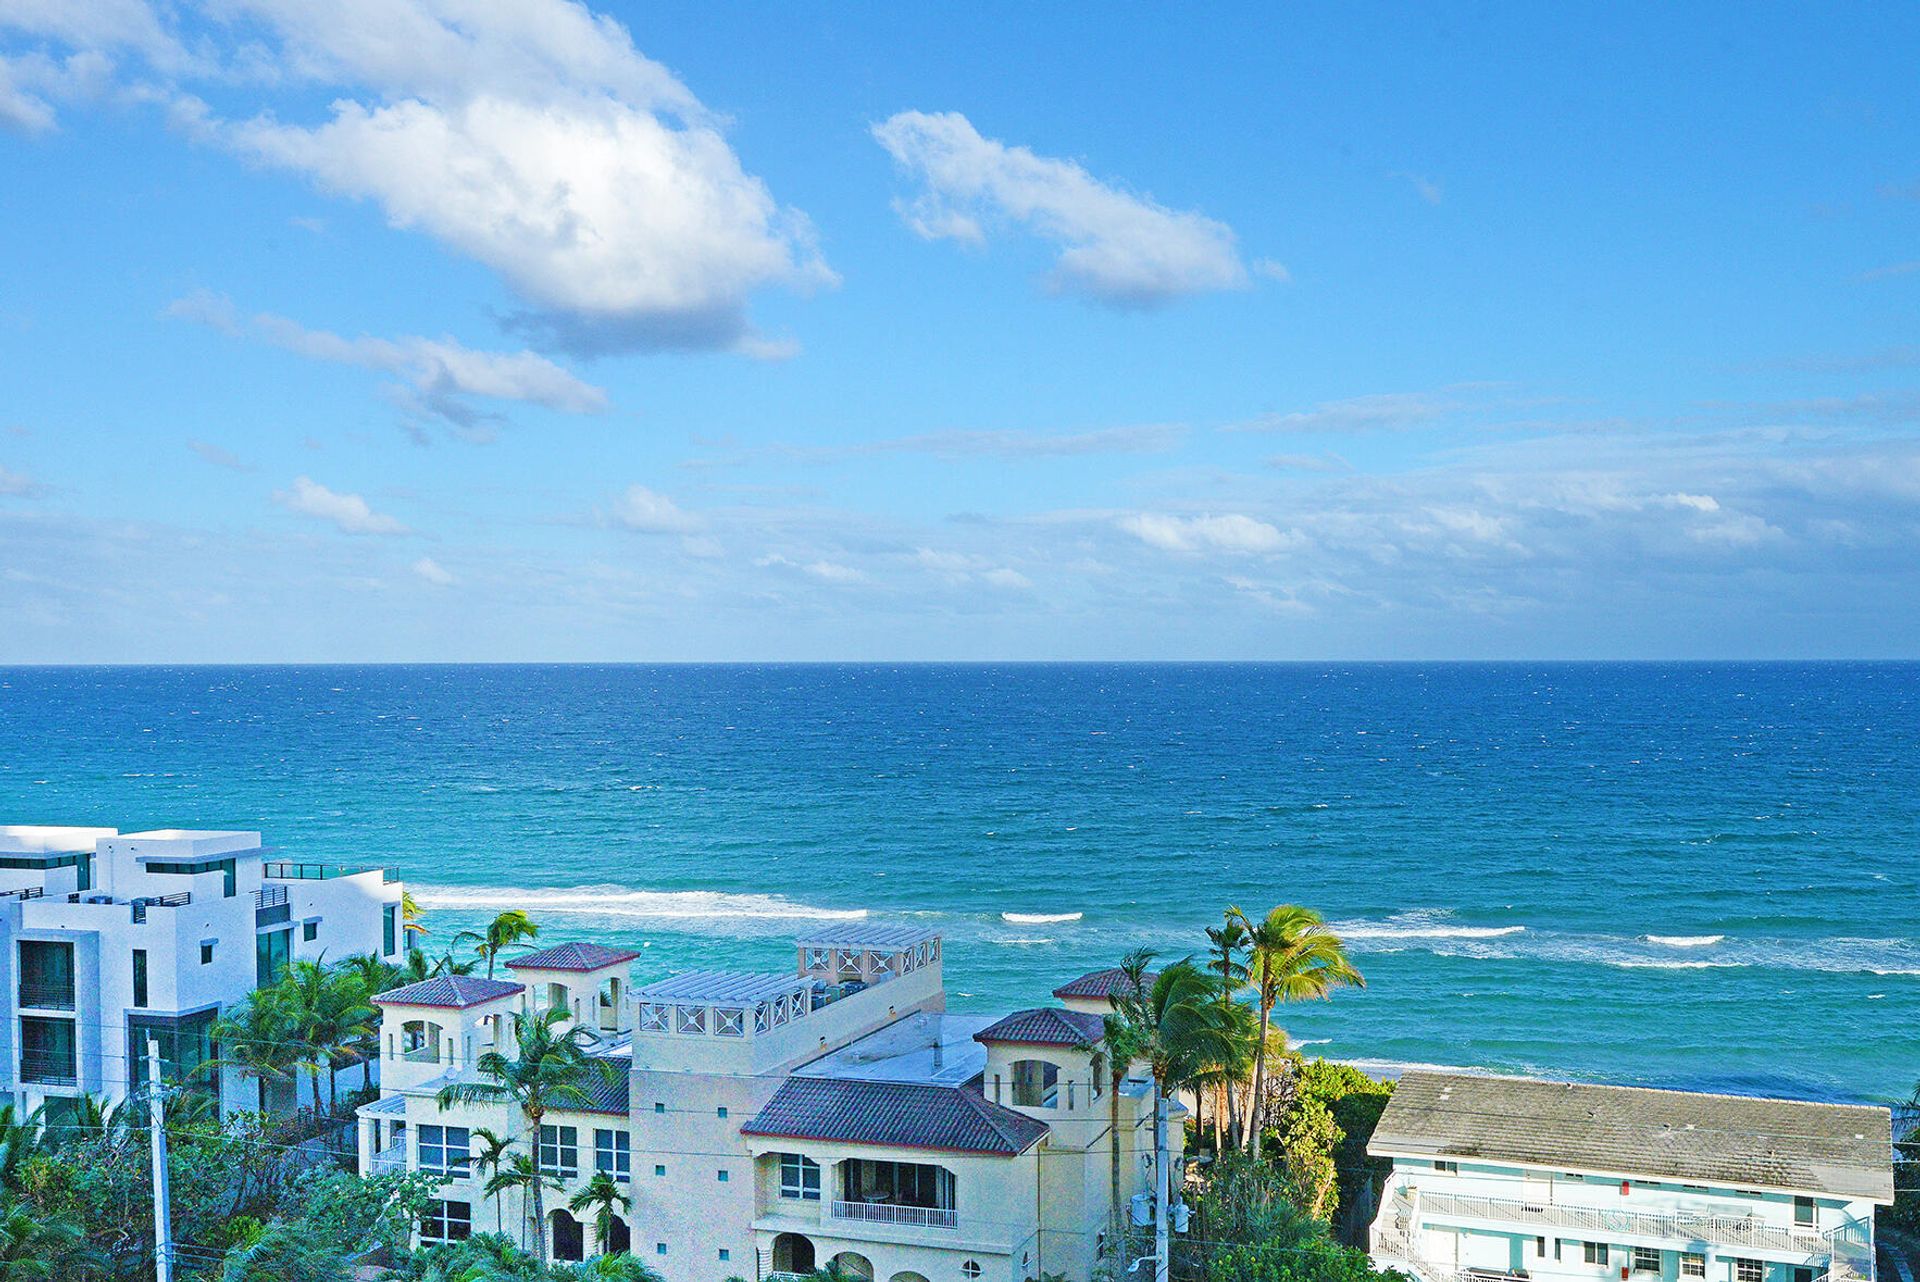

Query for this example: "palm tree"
[205,990,301,1115]
[1234,905,1363,1157]
[0,1195,97,1280]
[483,1152,555,1251]
[1203,914,1251,1146]
[402,889,428,938]
[470,1125,515,1235]
[0,1105,45,1196]
[1113,953,1238,1282]
[338,952,401,998]
[436,1007,618,1265]
[569,1171,632,1255]
[454,910,541,980]
[277,959,378,1113]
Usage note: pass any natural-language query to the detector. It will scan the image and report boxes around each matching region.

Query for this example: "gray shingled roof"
[743,1076,1048,1155]
[568,1055,631,1115]
[974,1007,1108,1047]
[507,941,642,972]
[1371,1071,1894,1202]
[373,975,524,1009]
[1052,967,1155,1000]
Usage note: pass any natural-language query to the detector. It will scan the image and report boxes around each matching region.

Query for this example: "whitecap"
[1001,911,1083,924]
[1608,959,1743,970]
[1644,934,1725,948]
[1340,919,1525,941]
[412,883,868,925]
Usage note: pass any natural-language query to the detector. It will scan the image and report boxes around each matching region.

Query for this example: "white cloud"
[755,553,866,583]
[184,0,832,354]
[912,547,1032,589]
[610,485,700,534]
[273,476,410,535]
[412,555,455,584]
[169,290,604,436]
[1119,512,1294,555]
[1389,170,1444,205]
[980,567,1033,590]
[872,110,1253,308]
[0,464,46,497]
[1230,390,1465,434]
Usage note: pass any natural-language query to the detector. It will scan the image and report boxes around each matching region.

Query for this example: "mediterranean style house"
[1367,1072,1893,1282]
[356,927,1172,1282]
[1,823,406,1121]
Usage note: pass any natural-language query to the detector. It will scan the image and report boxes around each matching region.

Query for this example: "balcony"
[369,1143,407,1175]
[16,981,76,1011]
[263,861,399,882]
[130,892,191,924]
[255,883,289,909]
[830,1200,958,1231]
[1411,1189,1828,1255]
[20,1051,78,1087]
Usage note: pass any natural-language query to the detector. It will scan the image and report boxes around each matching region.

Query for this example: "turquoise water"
[2,662,1913,1102]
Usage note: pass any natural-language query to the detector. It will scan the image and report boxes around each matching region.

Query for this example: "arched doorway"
[601,1212,631,1256]
[773,1233,816,1274]
[831,1251,875,1280]
[549,1210,585,1262]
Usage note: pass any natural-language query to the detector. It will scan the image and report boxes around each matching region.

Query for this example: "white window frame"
[420,1199,471,1243]
[538,1124,579,1178]
[779,1152,821,1200]
[1681,1254,1706,1279]
[594,1127,631,1183]
[417,1124,470,1177]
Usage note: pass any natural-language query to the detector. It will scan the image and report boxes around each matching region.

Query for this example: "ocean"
[2,662,1913,1102]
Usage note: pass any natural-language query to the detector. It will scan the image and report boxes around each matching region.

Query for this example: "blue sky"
[2,1,1917,661]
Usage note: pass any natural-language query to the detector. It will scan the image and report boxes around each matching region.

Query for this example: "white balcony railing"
[830,1199,959,1230]
[369,1144,407,1174]
[1413,1190,1828,1255]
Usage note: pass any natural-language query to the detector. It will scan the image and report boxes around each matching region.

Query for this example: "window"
[779,1153,821,1200]
[132,949,149,1008]
[1010,1059,1060,1108]
[1681,1255,1706,1279]
[1735,1261,1764,1282]
[655,1244,667,1257]
[1433,1160,1458,1174]
[594,1129,630,1182]
[419,1125,471,1177]
[719,1250,731,1263]
[18,940,76,1009]
[538,1125,579,1178]
[383,904,398,956]
[256,927,292,985]
[962,1262,983,1280]
[654,1102,666,1114]
[1632,1247,1661,1274]
[1793,1196,1815,1227]
[19,1016,77,1084]
[200,940,215,965]
[654,1164,666,1177]
[420,1200,472,1243]
[1794,1269,1815,1282]
[1584,1243,1608,1266]
[717,1106,729,1118]
[303,920,319,942]
[718,1169,729,1182]
[1536,1237,1547,1258]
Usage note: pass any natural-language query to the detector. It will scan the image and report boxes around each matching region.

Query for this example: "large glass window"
[420,1200,471,1243]
[779,1153,821,1200]
[129,1009,219,1105]
[19,1016,77,1084]
[595,1128,631,1182]
[383,904,398,956]
[419,1125,471,1176]
[256,928,292,986]
[839,1158,956,1210]
[538,1125,579,1178]
[17,940,75,1010]
[132,950,149,1008]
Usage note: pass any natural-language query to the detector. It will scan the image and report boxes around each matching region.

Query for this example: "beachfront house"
[1367,1071,1893,1282]
[0,823,406,1122]
[356,929,1172,1282]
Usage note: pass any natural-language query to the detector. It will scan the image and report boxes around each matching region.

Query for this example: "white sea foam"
[1340,918,1526,941]
[1608,958,1743,970]
[412,883,868,924]
[1644,934,1725,947]
[1001,911,1083,924]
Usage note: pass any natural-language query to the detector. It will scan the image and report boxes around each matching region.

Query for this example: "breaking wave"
[412,883,868,925]
[1644,934,1726,947]
[1337,913,1526,941]
[1001,911,1084,924]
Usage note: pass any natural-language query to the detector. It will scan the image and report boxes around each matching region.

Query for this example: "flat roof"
[1371,1071,1895,1203]
[634,970,809,1004]
[109,830,263,860]
[802,1012,995,1087]
[793,923,941,951]
[0,825,118,855]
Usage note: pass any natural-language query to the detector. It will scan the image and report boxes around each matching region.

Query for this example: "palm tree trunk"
[1248,1001,1274,1157]
[1109,1067,1124,1263]
[529,1108,547,1265]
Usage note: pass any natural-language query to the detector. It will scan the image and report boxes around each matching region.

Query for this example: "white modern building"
[357,927,1173,1282]
[1368,1072,1893,1282]
[0,823,406,1122]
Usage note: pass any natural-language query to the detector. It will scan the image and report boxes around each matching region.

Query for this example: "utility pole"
[1153,1082,1170,1282]
[147,1037,173,1282]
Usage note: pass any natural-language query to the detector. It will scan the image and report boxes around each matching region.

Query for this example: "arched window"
[1009,1059,1060,1108]
[549,1210,585,1262]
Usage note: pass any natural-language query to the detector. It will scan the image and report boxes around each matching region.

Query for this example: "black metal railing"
[263,861,398,882]
[17,981,76,1010]
[130,892,192,924]
[256,883,290,909]
[0,886,45,901]
[20,1053,78,1086]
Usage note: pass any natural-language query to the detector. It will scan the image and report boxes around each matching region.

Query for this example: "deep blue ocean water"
[2,663,1913,1102]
